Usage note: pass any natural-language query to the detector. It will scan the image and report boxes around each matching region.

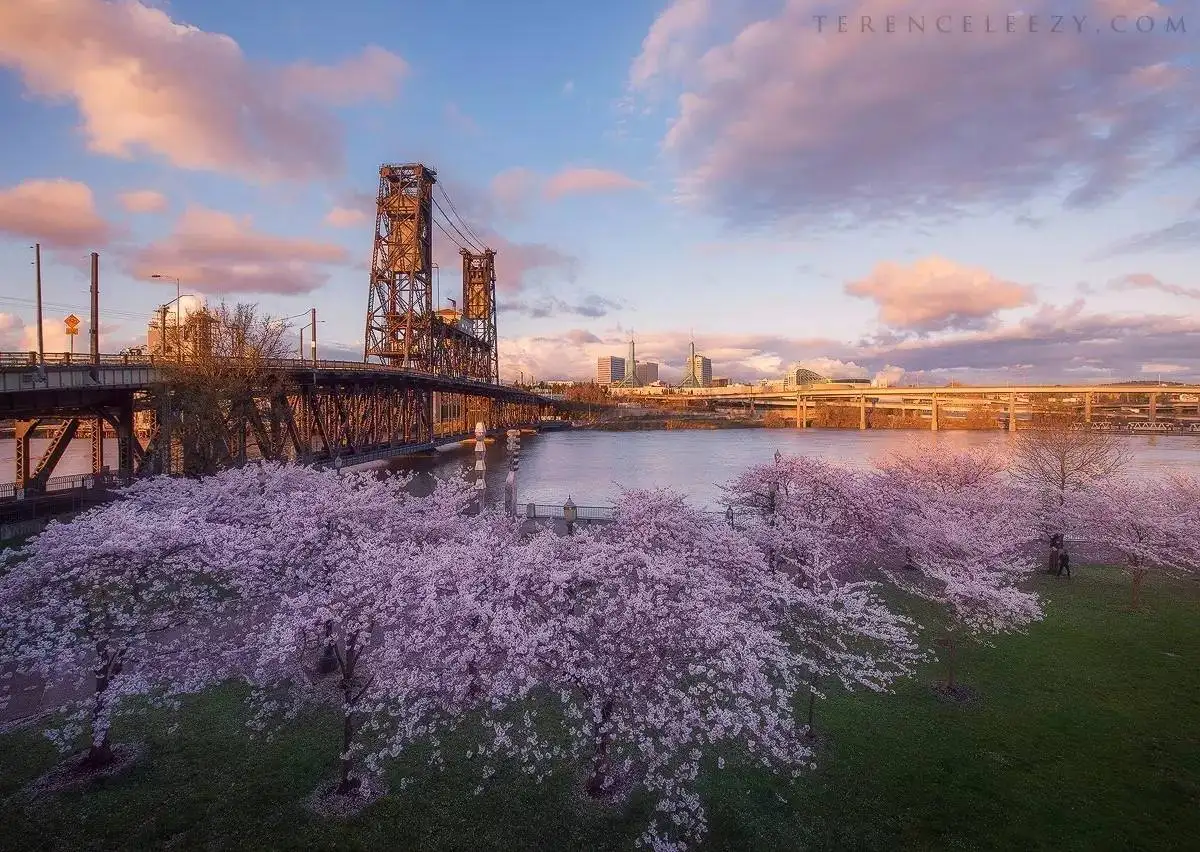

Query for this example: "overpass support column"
[930,394,939,431]
[859,395,867,430]
[1008,393,1017,432]
[117,394,135,483]
[797,396,808,429]
[1084,392,1093,423]
[1149,392,1158,422]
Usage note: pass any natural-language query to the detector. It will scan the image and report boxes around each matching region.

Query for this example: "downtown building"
[635,361,659,384]
[688,354,713,387]
[596,356,626,385]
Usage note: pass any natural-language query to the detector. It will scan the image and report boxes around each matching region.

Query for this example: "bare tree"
[1010,413,1132,568]
[159,302,294,476]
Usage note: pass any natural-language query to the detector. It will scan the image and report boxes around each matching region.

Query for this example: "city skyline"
[0,0,1198,385]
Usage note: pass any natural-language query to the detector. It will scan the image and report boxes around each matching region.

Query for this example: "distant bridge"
[612,383,1200,430]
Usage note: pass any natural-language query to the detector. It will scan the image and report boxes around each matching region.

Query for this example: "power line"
[433,199,479,253]
[436,184,487,252]
[432,208,471,253]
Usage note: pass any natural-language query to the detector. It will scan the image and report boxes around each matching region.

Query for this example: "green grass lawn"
[1,565,1197,851]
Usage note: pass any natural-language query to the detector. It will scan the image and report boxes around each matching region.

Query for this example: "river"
[4,430,1199,509]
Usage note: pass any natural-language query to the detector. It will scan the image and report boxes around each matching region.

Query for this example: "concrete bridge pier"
[1008,393,1017,432]
[1084,392,1093,423]
[796,395,808,429]
[930,394,939,431]
[1149,392,1158,422]
[858,395,867,430]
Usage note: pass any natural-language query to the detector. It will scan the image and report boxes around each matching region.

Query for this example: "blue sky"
[1,0,1198,384]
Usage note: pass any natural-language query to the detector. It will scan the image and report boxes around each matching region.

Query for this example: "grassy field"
[1,564,1197,851]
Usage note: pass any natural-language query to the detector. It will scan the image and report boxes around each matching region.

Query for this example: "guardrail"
[0,471,131,501]
[524,504,734,522]
[0,352,547,401]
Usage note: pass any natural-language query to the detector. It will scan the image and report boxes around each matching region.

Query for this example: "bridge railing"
[0,352,546,400]
[0,471,129,501]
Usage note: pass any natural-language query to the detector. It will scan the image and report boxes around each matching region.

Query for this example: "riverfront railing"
[0,471,130,501]
[524,504,734,522]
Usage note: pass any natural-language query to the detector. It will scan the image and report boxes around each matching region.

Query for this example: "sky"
[0,0,1198,385]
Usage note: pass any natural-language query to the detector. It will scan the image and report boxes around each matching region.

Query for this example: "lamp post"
[563,495,577,535]
[150,274,181,362]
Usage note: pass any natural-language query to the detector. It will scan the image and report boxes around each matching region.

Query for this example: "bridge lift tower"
[461,248,499,384]
[365,163,437,369]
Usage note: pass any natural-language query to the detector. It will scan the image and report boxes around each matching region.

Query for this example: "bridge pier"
[796,396,808,429]
[1149,392,1157,423]
[858,395,867,430]
[91,415,105,474]
[1084,392,1092,423]
[930,394,939,431]
[1008,393,1017,432]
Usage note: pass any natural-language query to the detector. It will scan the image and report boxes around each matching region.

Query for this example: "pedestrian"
[1057,549,1071,578]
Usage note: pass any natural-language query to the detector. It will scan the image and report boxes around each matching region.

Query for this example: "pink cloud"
[652,0,1195,224]
[118,189,168,213]
[846,256,1035,332]
[443,102,480,134]
[0,0,407,179]
[629,0,711,88]
[0,178,111,248]
[543,168,644,200]
[1110,272,1200,299]
[324,206,369,228]
[489,168,540,218]
[124,206,349,295]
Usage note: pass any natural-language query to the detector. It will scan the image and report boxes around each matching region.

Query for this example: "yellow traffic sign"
[65,327,79,336]
[64,313,80,329]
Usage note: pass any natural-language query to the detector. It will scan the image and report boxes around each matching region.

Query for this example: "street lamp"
[563,495,577,535]
[150,274,182,362]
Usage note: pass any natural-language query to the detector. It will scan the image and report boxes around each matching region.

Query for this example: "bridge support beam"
[930,394,939,431]
[91,415,105,474]
[1084,392,1092,423]
[1149,392,1157,422]
[796,395,808,428]
[859,395,867,430]
[1008,393,1017,432]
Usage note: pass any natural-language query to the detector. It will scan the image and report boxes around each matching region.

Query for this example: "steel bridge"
[1,162,554,503]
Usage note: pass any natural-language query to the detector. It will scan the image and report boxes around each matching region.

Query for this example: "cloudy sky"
[1,0,1198,385]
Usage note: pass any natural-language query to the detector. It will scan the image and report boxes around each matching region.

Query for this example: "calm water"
[5,430,1200,509]
[387,429,1200,510]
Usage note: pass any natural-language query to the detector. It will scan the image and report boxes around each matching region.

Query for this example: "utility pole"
[89,252,99,365]
[159,305,169,357]
[34,243,44,365]
[310,307,317,364]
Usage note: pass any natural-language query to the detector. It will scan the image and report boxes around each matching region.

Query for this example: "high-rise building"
[596,356,625,385]
[710,377,729,387]
[690,354,713,387]
[635,362,659,384]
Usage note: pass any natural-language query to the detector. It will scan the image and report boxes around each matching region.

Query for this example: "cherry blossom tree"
[873,446,1042,693]
[224,464,483,800]
[1010,414,1132,568]
[722,455,923,733]
[0,482,236,770]
[480,489,816,850]
[1066,473,1200,610]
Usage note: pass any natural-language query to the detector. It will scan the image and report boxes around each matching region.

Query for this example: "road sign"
[64,314,80,334]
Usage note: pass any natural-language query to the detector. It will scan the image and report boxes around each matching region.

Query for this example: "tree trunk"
[82,642,117,769]
[944,634,957,691]
[336,698,358,795]
[805,673,819,739]
[335,638,360,796]
[584,699,615,799]
[1131,568,1147,611]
